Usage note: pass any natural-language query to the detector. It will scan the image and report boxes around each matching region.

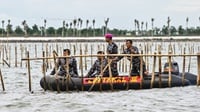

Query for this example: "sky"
[0,0,200,30]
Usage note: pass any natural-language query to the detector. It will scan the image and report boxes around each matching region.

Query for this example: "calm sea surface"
[0,39,200,112]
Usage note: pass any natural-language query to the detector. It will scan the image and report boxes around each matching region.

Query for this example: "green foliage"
[0,22,200,37]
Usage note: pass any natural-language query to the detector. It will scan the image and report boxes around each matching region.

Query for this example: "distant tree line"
[0,17,200,37]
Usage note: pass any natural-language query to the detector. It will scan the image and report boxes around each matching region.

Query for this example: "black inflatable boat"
[40,62,197,91]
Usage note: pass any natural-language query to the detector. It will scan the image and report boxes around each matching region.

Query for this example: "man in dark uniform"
[86,51,109,77]
[105,33,119,77]
[50,49,78,77]
[114,40,148,76]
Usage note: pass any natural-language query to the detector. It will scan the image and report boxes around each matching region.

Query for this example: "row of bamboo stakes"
[0,41,200,92]
[22,50,200,93]
[0,41,198,69]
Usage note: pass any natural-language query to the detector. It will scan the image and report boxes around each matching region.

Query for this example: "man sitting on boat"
[86,51,109,77]
[50,49,78,77]
[114,40,148,76]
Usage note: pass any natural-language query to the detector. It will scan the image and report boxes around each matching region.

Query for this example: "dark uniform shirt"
[87,58,109,77]
[50,57,78,77]
[107,42,119,76]
[117,46,146,75]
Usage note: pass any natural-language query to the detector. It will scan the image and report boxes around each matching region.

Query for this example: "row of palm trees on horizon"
[1,17,200,37]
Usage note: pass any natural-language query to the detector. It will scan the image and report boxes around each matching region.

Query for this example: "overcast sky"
[0,0,200,30]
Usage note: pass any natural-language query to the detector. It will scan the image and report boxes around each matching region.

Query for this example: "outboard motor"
[163,61,179,75]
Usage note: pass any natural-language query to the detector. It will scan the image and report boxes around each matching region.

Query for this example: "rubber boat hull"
[40,72,197,91]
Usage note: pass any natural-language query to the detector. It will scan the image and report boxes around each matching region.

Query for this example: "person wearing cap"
[105,33,119,77]
[114,40,148,76]
[50,49,78,77]
[86,51,109,77]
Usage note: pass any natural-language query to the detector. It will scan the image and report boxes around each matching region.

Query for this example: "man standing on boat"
[86,51,109,77]
[50,49,78,77]
[114,40,148,76]
[105,33,119,77]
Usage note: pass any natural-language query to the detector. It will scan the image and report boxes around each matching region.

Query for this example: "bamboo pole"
[108,59,114,91]
[150,52,156,88]
[46,44,49,70]
[84,44,88,70]
[90,44,93,66]
[197,53,200,86]
[65,57,69,91]
[168,51,172,87]
[35,44,37,58]
[15,46,17,67]
[53,51,60,93]
[126,55,132,90]
[140,51,143,89]
[158,45,162,88]
[20,44,23,67]
[0,69,5,91]
[4,45,8,60]
[21,53,200,61]
[2,45,4,66]
[9,46,11,67]
[42,51,47,91]
[182,48,186,86]
[80,47,84,91]
[26,51,32,92]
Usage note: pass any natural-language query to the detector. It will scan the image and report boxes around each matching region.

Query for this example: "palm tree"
[7,19,11,37]
[141,21,144,36]
[151,18,154,36]
[73,19,77,37]
[145,22,148,36]
[86,19,89,37]
[79,19,83,37]
[44,19,47,36]
[22,20,28,37]
[62,20,65,37]
[186,17,189,35]
[134,19,137,36]
[77,18,81,37]
[66,23,69,37]
[92,19,95,37]
[167,16,171,36]
[104,18,109,34]
[1,20,4,37]
[136,20,140,35]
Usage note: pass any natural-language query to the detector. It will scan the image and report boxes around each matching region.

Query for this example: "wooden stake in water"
[0,69,5,91]
[80,47,84,91]
[35,44,37,58]
[126,55,132,90]
[108,59,114,91]
[26,51,32,92]
[84,44,88,70]
[197,53,200,86]
[168,51,172,87]
[140,51,143,89]
[46,44,49,69]
[53,51,60,93]
[42,51,47,91]
[20,44,23,67]
[15,46,17,67]
[182,48,186,86]
[150,52,156,88]
[158,45,162,88]
[188,46,192,72]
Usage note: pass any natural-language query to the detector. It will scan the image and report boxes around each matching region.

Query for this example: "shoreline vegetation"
[0,17,199,42]
[0,17,200,38]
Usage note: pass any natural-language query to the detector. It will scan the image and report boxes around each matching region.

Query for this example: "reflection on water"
[0,40,200,112]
